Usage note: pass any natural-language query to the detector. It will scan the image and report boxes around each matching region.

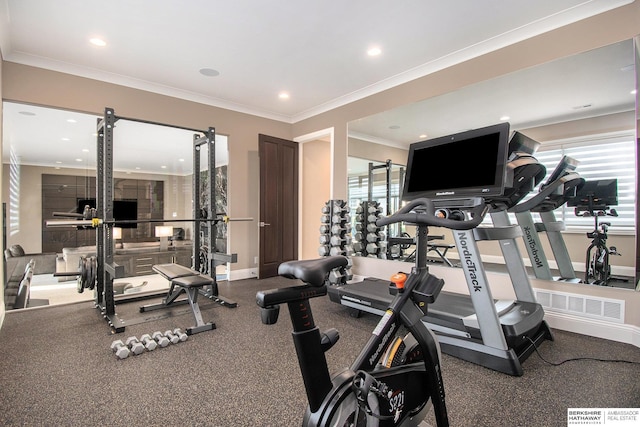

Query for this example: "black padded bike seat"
[278,256,348,287]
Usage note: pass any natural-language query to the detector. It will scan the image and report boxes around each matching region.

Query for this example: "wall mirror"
[1,102,229,309]
[347,38,638,290]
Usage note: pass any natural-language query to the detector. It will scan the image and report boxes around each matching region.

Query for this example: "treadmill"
[329,127,553,376]
[511,155,585,282]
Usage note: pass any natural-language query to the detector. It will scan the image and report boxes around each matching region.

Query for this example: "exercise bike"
[256,197,487,426]
[583,213,620,285]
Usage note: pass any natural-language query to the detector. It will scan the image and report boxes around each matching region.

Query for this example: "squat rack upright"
[94,107,236,332]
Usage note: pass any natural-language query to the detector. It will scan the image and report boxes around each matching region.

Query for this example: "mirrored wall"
[2,102,229,307]
[347,39,638,290]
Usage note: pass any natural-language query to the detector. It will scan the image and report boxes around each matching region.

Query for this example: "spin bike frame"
[257,198,487,426]
[585,216,612,284]
[575,196,618,285]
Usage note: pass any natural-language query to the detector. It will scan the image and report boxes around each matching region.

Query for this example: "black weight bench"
[140,263,216,335]
[427,243,455,267]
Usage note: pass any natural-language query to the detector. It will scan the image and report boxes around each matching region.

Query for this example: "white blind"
[534,134,636,230]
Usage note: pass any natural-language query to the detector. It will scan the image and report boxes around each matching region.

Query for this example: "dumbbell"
[366,232,383,243]
[152,331,170,348]
[319,234,331,245]
[321,205,330,214]
[330,224,347,234]
[125,336,145,355]
[172,328,189,342]
[331,214,350,224]
[110,339,130,359]
[164,330,180,344]
[366,243,379,254]
[318,245,330,256]
[140,334,158,351]
[330,235,351,246]
[319,224,330,234]
[329,247,345,256]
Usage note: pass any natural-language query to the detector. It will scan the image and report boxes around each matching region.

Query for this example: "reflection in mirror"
[347,39,637,290]
[2,102,229,309]
[348,157,414,261]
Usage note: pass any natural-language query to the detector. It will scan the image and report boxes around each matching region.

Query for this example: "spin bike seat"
[279,256,348,287]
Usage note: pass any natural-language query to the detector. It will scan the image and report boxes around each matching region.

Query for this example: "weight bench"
[140,263,216,335]
[427,243,455,267]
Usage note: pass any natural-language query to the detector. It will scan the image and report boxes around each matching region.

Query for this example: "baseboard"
[544,310,640,347]
[228,268,257,281]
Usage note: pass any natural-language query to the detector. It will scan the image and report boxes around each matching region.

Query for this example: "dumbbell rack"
[318,200,353,285]
[353,201,386,258]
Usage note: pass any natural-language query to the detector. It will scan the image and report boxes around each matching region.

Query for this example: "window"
[534,132,636,231]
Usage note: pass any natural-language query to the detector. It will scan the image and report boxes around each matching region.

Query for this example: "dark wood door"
[259,134,298,278]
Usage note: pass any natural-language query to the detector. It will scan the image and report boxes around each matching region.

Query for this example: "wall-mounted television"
[402,122,510,201]
[77,198,138,228]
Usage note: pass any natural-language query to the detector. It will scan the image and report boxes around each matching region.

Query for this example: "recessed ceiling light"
[499,116,510,121]
[161,165,167,169]
[75,158,83,162]
[67,119,77,123]
[55,161,62,164]
[278,92,290,100]
[82,149,89,153]
[419,134,428,139]
[199,68,220,77]
[367,46,382,56]
[178,158,185,162]
[631,89,637,95]
[61,137,70,141]
[89,38,107,47]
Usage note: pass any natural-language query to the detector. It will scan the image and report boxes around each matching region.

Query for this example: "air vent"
[535,289,624,323]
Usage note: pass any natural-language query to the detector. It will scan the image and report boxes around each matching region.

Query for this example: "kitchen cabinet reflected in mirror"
[347,39,638,290]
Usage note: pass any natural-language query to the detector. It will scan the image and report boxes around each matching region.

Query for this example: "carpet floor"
[0,276,638,426]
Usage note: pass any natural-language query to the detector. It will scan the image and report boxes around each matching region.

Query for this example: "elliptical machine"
[256,197,487,426]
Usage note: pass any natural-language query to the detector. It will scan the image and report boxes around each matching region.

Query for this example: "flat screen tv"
[567,179,618,208]
[402,122,510,201]
[76,198,138,228]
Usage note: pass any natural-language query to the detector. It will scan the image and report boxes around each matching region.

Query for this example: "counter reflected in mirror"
[346,39,638,290]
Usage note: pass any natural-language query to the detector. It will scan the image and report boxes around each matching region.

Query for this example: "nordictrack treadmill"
[511,155,585,282]
[329,125,553,376]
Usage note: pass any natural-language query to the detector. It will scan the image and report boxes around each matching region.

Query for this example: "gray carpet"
[0,277,638,427]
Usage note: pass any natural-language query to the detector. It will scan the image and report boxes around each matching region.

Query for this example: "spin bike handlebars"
[376,197,488,230]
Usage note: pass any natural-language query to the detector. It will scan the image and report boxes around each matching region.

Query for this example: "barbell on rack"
[45,216,254,228]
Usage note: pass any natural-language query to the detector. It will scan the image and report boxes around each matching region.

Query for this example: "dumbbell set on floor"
[111,328,188,359]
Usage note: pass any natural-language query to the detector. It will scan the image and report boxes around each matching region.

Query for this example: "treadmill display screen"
[402,122,510,201]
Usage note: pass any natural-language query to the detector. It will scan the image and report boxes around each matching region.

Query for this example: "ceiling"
[0,0,633,123]
[0,1,635,174]
[2,102,228,175]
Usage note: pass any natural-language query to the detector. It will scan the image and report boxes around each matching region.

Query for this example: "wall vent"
[534,289,625,323]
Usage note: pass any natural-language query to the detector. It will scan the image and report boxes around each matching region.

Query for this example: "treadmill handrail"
[377,197,488,230]
[510,172,584,213]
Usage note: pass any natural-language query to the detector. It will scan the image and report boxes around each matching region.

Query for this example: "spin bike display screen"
[568,179,618,209]
[402,122,510,201]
